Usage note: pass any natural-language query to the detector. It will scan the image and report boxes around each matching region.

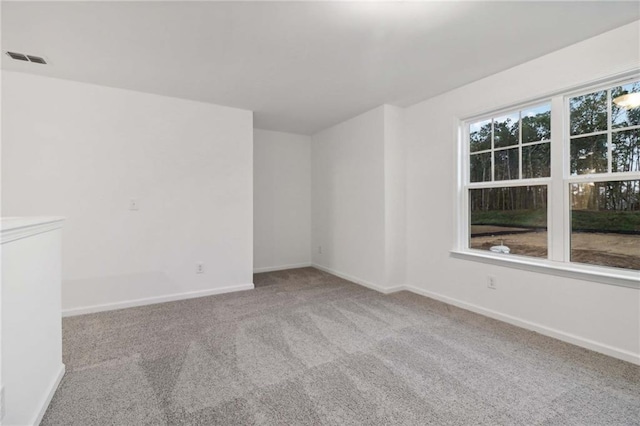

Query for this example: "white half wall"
[253,129,311,272]
[2,72,254,314]
[403,21,640,362]
[1,218,65,426]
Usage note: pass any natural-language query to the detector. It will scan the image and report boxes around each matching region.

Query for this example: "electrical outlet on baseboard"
[317,245,322,254]
[196,262,204,274]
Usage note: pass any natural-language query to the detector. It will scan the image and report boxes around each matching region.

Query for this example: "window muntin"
[462,76,640,276]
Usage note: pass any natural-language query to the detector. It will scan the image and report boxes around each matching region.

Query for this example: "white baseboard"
[401,285,640,366]
[62,283,255,317]
[253,262,312,273]
[307,264,639,365]
[311,263,398,294]
[32,363,65,426]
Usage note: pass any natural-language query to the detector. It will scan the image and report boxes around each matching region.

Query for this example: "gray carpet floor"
[43,267,639,425]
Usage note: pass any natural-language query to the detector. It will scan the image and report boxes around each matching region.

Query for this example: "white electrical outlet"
[487,276,497,290]
[196,262,204,274]
[129,198,139,211]
[318,245,322,254]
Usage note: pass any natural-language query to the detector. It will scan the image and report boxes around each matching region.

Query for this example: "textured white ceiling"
[2,1,639,134]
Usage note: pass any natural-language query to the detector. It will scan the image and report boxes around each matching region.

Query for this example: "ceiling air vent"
[6,51,28,61]
[5,51,47,64]
[26,55,47,64]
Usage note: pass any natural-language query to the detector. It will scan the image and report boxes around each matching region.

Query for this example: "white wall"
[2,72,254,315]
[0,4,4,415]
[403,21,640,362]
[311,106,387,288]
[311,105,405,290]
[383,105,406,288]
[253,129,311,272]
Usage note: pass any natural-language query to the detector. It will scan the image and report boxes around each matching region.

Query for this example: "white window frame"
[453,71,640,289]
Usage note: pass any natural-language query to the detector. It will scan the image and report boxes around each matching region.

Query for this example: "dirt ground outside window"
[470,226,640,270]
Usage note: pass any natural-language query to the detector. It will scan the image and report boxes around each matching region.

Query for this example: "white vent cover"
[5,51,47,64]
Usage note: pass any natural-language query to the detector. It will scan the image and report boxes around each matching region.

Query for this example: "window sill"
[450,249,640,289]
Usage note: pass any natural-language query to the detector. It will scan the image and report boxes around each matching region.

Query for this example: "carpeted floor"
[43,267,639,425]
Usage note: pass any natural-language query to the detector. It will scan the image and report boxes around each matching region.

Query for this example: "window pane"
[570,135,607,175]
[470,186,547,258]
[612,129,640,172]
[570,90,607,136]
[612,81,640,129]
[494,113,519,148]
[470,119,492,152]
[522,104,551,143]
[494,148,519,181]
[523,143,550,178]
[570,180,640,270]
[470,152,491,182]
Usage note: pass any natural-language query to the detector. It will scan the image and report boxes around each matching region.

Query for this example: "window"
[468,103,551,259]
[460,75,640,282]
[568,80,640,271]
